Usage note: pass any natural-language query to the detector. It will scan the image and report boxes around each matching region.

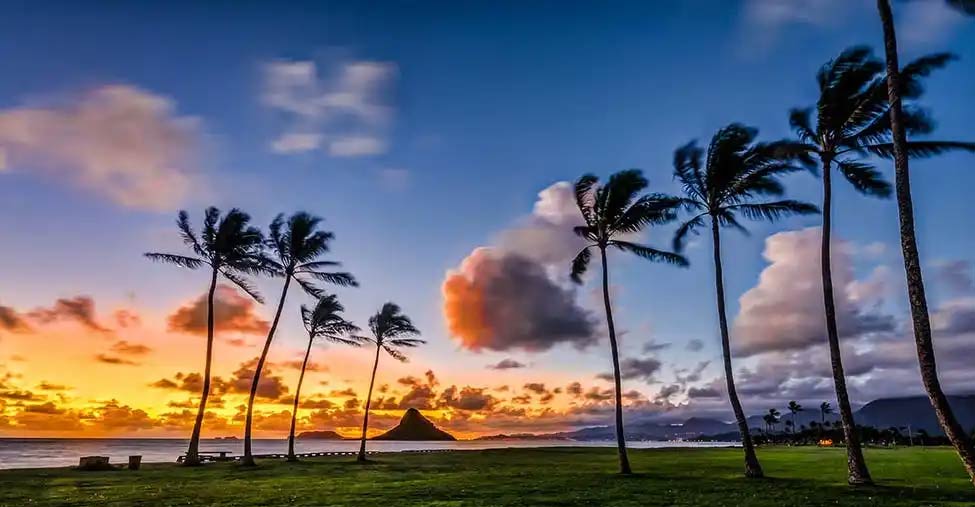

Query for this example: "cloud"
[94,354,139,366]
[27,296,110,333]
[732,227,895,356]
[0,304,31,334]
[262,58,396,157]
[167,284,270,336]
[486,359,527,370]
[443,248,597,352]
[495,182,589,269]
[933,260,974,296]
[438,386,499,411]
[685,339,704,352]
[596,356,662,384]
[110,340,152,356]
[0,85,200,210]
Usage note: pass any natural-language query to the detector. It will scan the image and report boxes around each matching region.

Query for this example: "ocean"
[0,438,737,469]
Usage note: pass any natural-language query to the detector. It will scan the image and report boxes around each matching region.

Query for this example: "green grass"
[1,446,972,506]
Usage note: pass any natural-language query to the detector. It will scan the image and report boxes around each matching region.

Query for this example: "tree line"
[571,0,975,488]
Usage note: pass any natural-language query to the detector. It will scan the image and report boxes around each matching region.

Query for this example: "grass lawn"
[1,446,972,506]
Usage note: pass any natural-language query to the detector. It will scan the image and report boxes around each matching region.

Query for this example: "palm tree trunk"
[711,219,763,478]
[184,268,219,466]
[821,157,872,485]
[599,246,632,475]
[287,332,314,462]
[357,343,381,462]
[876,0,975,486]
[242,276,292,466]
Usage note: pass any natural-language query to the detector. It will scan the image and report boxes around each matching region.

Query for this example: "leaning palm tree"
[145,208,266,466]
[875,1,975,486]
[787,46,975,484]
[570,169,687,475]
[356,303,423,462]
[672,124,818,478]
[286,295,362,462]
[242,212,358,466]
[788,401,804,435]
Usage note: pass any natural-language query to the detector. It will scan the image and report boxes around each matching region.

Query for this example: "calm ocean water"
[0,439,737,469]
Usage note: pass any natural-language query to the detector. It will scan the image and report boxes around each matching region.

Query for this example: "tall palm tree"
[875,0,975,486]
[787,46,975,485]
[788,401,804,435]
[766,408,781,434]
[242,212,357,466]
[672,124,818,478]
[820,401,833,425]
[286,295,362,462]
[145,207,266,466]
[570,169,687,475]
[356,303,423,462]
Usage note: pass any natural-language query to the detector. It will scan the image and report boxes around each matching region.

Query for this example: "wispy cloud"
[262,58,397,157]
[0,85,201,210]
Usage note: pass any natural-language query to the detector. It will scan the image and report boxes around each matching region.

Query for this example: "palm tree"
[875,1,975,486]
[788,401,804,434]
[766,408,781,434]
[820,401,833,425]
[286,295,362,462]
[356,303,423,462]
[145,208,266,466]
[672,124,818,478]
[242,212,357,466]
[787,46,975,485]
[570,169,687,475]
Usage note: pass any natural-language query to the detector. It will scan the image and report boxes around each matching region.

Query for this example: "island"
[372,408,456,441]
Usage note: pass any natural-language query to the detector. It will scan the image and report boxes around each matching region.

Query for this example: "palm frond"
[570,247,592,284]
[899,53,956,100]
[728,200,820,222]
[221,269,264,304]
[383,345,408,362]
[610,240,688,267]
[176,210,206,257]
[672,214,706,253]
[835,159,892,198]
[602,169,649,224]
[298,270,359,287]
[295,277,326,299]
[610,193,682,234]
[574,174,599,228]
[789,108,817,144]
[144,253,207,270]
[863,141,975,159]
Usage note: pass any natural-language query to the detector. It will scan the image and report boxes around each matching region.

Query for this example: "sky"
[0,0,974,439]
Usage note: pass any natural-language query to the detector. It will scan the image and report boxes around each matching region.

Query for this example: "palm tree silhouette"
[356,303,424,462]
[286,295,362,462]
[788,401,803,435]
[672,124,818,478]
[570,169,687,475]
[786,46,974,485]
[875,0,975,486]
[820,401,833,425]
[145,207,266,466]
[766,408,781,434]
[242,212,357,466]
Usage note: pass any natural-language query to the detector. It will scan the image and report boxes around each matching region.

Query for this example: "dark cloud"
[676,361,710,386]
[443,248,597,352]
[328,388,357,398]
[0,305,32,334]
[688,386,722,399]
[596,357,662,384]
[36,382,69,391]
[167,284,270,336]
[523,383,548,395]
[642,340,671,353]
[27,296,110,333]
[0,390,45,401]
[110,340,152,356]
[94,354,139,366]
[933,260,974,295]
[439,386,499,411]
[654,384,682,402]
[685,339,704,352]
[486,359,526,370]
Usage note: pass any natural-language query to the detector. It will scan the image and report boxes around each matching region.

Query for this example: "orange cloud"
[167,285,270,336]
[26,296,110,333]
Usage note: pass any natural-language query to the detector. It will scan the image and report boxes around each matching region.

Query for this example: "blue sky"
[0,1,974,435]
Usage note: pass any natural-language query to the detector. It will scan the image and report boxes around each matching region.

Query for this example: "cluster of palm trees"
[146,210,423,466]
[571,6,975,486]
[760,401,830,435]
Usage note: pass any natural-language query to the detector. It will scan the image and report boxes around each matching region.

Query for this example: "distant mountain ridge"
[475,395,975,441]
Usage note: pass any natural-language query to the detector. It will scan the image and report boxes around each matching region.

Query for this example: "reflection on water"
[0,438,737,469]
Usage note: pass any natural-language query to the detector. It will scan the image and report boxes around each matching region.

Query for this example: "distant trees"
[788,402,804,434]
[570,170,687,475]
[820,402,833,425]
[145,208,266,466]
[356,303,424,463]
[672,124,817,478]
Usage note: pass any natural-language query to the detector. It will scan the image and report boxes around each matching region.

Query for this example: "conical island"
[372,408,456,441]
